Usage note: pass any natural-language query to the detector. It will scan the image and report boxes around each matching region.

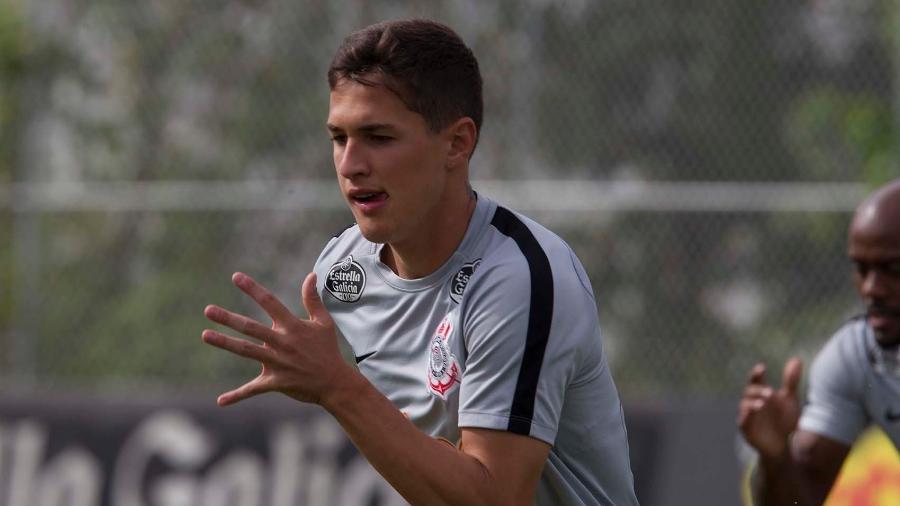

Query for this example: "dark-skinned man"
[738,179,900,505]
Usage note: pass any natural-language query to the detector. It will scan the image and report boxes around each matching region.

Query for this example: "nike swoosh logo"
[355,351,376,364]
[886,409,900,422]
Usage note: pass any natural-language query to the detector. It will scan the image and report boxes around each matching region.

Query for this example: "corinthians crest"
[325,256,366,303]
[427,315,461,399]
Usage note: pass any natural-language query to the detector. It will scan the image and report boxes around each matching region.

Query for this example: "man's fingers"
[202,329,275,363]
[782,357,803,397]
[742,385,773,400]
[217,376,271,406]
[737,398,765,425]
[301,272,333,325]
[204,305,279,343]
[747,362,767,386]
[232,272,295,324]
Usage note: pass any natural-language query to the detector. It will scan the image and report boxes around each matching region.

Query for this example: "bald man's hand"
[738,358,803,459]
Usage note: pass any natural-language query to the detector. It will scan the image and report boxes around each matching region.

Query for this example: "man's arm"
[324,373,550,506]
[202,271,550,506]
[738,360,850,505]
[750,430,849,506]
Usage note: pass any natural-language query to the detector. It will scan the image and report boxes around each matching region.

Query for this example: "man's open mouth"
[349,190,389,208]
[353,192,385,202]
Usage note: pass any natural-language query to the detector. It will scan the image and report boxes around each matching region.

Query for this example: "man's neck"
[382,189,477,279]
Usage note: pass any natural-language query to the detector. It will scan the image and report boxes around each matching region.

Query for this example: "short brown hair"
[327,19,483,140]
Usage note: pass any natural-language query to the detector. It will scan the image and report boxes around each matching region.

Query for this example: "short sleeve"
[798,330,868,446]
[457,247,588,445]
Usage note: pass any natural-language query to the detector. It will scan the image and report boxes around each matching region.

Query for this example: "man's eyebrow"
[849,255,900,263]
[326,123,394,133]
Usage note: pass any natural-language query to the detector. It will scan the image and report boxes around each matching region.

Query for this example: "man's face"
[849,203,900,347]
[326,78,453,246]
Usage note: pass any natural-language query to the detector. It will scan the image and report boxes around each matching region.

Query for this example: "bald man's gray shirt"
[799,316,900,448]
[314,194,639,506]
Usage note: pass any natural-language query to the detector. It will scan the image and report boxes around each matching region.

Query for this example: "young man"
[738,179,900,505]
[203,19,638,505]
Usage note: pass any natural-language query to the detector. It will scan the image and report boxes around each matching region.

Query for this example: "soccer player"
[738,179,900,506]
[202,18,639,506]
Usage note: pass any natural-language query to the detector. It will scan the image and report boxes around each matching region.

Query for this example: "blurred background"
[0,1,897,505]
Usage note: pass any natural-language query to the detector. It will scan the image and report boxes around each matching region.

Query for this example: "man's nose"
[336,139,370,179]
[861,268,889,299]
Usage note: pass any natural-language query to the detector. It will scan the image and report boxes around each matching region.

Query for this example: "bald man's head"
[849,179,900,347]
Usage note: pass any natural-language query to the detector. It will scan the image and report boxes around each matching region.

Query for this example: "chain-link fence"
[1,0,896,401]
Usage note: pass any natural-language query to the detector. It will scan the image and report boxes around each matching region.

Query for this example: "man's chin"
[871,323,900,348]
[356,222,391,245]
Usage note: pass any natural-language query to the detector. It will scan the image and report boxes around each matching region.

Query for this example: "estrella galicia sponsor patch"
[426,315,461,399]
[449,259,481,304]
[325,256,366,303]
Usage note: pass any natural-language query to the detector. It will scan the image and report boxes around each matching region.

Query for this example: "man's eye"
[330,135,347,145]
[370,134,392,144]
[885,261,900,277]
[853,261,869,277]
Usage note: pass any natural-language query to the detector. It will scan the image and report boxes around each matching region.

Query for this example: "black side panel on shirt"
[490,206,554,435]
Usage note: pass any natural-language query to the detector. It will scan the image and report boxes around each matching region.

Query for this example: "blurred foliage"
[0,0,27,371]
[1,0,896,398]
[786,88,897,186]
[539,1,799,181]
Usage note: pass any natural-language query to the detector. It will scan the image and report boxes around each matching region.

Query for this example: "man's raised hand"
[202,272,352,407]
[737,357,803,459]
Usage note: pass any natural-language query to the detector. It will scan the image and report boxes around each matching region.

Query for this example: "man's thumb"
[782,357,803,397]
[301,272,330,323]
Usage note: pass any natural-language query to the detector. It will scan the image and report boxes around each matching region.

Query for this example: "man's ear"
[445,117,478,168]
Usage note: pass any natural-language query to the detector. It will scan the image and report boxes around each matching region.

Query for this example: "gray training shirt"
[799,316,900,448]
[314,194,639,506]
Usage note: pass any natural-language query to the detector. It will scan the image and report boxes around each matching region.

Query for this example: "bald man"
[738,179,900,506]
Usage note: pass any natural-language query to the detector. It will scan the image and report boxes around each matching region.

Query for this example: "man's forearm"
[753,453,816,506]
[320,371,510,506]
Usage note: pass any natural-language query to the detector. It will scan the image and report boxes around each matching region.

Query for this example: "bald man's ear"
[445,117,477,167]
